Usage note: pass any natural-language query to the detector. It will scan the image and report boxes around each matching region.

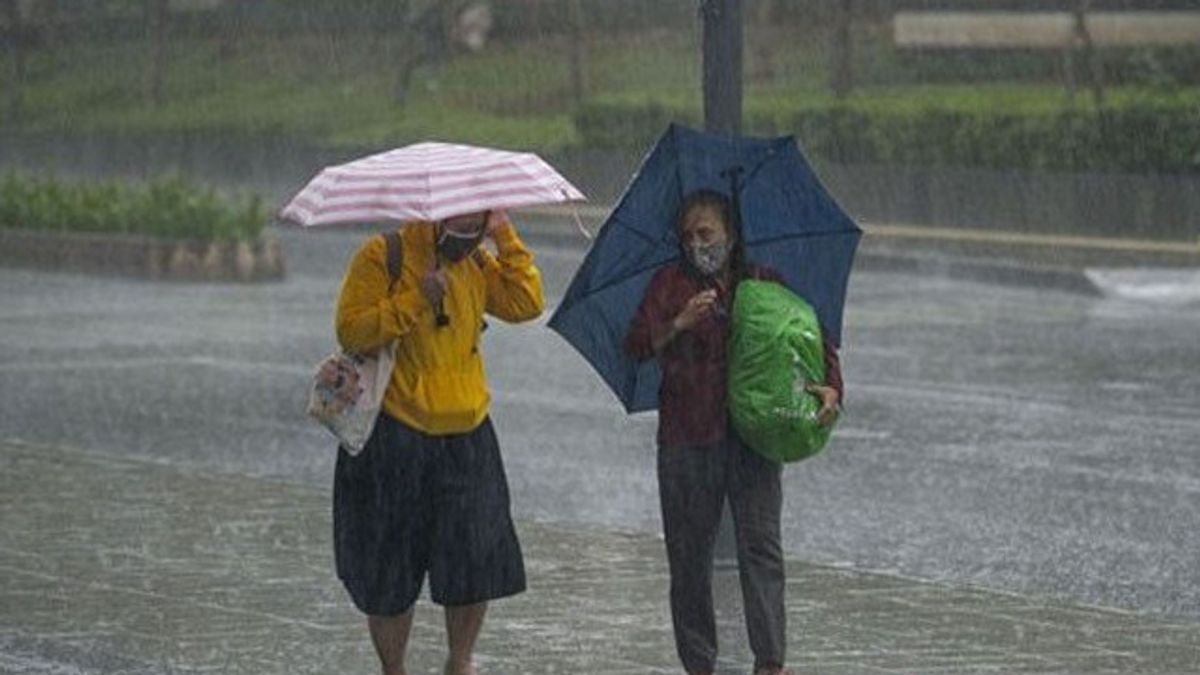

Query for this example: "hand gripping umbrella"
[281,141,586,326]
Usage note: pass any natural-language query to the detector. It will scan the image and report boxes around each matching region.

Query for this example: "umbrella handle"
[433,256,451,328]
[423,220,456,329]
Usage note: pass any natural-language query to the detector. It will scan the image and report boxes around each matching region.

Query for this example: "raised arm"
[479,217,544,324]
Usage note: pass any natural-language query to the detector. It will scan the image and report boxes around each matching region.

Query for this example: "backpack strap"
[382,230,404,292]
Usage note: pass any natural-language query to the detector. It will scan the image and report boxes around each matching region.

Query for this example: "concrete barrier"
[0,228,286,282]
[894,11,1200,49]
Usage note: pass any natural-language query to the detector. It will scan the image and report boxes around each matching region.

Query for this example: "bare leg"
[443,602,487,675]
[368,611,415,675]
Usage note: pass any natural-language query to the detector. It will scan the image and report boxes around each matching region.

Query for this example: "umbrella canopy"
[280,142,586,226]
[548,124,862,414]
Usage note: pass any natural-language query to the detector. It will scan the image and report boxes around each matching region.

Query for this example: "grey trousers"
[657,435,785,673]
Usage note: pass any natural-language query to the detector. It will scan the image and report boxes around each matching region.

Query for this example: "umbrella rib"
[578,253,679,298]
[614,258,675,288]
[740,137,803,190]
[746,228,862,248]
[621,219,673,245]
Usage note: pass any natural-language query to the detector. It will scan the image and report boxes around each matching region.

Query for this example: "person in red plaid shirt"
[625,189,843,675]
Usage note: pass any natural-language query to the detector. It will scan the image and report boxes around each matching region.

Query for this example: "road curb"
[854,248,1103,295]
[514,205,1197,295]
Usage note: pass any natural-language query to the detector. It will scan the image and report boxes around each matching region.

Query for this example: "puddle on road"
[1087,268,1200,305]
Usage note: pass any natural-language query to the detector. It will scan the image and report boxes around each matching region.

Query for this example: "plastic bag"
[305,343,395,454]
[729,280,835,463]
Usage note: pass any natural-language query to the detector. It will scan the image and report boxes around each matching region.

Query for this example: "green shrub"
[573,98,697,149]
[573,89,1200,173]
[0,174,268,241]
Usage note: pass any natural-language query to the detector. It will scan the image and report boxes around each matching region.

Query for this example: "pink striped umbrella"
[279,142,586,226]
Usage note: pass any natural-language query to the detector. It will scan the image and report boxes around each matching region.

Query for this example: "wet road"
[2,222,1198,622]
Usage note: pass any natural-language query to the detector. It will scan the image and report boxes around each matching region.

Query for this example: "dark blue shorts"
[333,413,526,616]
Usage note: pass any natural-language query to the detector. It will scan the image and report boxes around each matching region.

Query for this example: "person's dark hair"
[675,189,750,282]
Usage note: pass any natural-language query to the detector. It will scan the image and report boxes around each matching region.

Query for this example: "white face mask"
[688,241,731,276]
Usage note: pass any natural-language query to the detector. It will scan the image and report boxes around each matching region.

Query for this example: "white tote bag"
[305,342,396,454]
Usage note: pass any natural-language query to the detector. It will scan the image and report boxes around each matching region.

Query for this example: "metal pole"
[701,0,743,135]
[701,4,749,669]
[700,0,742,574]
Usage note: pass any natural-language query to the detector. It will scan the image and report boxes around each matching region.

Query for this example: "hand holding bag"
[729,279,837,463]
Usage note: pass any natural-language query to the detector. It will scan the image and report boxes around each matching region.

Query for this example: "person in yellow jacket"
[332,209,543,675]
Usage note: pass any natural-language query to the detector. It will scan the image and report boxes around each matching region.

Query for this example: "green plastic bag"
[729,280,836,464]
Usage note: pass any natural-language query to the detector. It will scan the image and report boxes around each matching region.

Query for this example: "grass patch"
[7,34,580,152]
[3,26,1197,164]
[3,28,824,152]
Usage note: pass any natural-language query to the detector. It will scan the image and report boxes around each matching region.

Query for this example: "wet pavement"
[2,219,1200,672]
[5,439,1200,675]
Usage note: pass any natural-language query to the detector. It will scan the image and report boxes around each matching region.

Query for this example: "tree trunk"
[3,0,24,126]
[567,0,587,104]
[830,0,854,98]
[1073,0,1104,106]
[218,0,242,63]
[146,0,169,107]
[748,0,778,84]
[1061,44,1077,103]
[393,1,426,104]
[37,0,58,49]
[393,1,463,105]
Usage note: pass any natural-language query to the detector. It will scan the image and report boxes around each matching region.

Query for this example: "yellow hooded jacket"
[334,221,544,435]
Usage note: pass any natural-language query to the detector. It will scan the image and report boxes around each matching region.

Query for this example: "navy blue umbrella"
[548,124,861,413]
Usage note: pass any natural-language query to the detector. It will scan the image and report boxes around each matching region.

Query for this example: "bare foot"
[443,662,476,675]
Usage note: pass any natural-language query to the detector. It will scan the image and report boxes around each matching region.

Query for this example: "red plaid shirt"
[625,263,844,448]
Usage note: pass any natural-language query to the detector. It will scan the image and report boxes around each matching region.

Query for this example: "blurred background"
[2,2,1200,673]
[2,0,1198,236]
